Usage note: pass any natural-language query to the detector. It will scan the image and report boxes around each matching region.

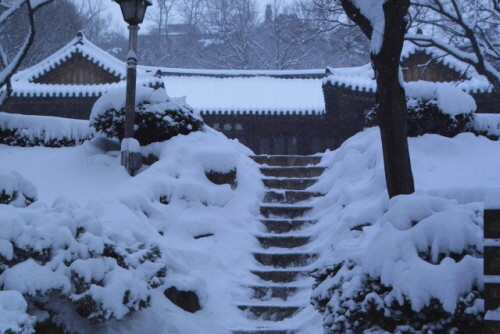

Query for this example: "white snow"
[0,112,94,144]
[160,74,325,115]
[405,81,477,115]
[307,127,498,332]
[0,290,35,334]
[121,138,141,153]
[350,0,387,54]
[470,113,500,138]
[1,88,499,332]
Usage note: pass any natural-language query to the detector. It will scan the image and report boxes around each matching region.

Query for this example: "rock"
[205,169,237,189]
[164,287,201,313]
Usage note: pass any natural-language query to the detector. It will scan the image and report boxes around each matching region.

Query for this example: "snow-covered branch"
[0,0,53,101]
[409,0,500,93]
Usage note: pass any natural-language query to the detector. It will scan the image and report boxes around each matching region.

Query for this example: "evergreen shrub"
[366,97,474,138]
[91,87,203,146]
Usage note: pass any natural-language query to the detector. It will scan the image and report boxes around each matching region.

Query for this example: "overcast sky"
[102,0,281,34]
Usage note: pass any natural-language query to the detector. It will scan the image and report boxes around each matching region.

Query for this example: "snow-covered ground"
[0,115,499,333]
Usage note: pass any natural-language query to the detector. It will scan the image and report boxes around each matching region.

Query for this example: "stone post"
[484,190,500,333]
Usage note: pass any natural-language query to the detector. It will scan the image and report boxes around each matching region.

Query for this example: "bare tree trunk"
[340,0,414,198]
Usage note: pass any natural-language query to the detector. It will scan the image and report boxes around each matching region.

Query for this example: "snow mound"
[0,290,35,334]
[405,81,476,116]
[0,170,37,207]
[0,112,94,147]
[309,128,493,333]
[90,85,198,124]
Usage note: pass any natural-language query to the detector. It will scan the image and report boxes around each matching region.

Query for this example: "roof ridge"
[12,32,126,83]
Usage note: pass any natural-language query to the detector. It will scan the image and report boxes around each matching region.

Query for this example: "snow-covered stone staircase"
[232,155,324,334]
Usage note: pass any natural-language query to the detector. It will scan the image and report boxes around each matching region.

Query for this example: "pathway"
[231,155,324,334]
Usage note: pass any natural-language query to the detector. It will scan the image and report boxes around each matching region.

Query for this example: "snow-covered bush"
[307,128,491,334]
[366,82,476,138]
[468,113,500,140]
[0,290,35,334]
[90,86,203,146]
[0,170,37,207]
[0,197,167,331]
[311,195,483,334]
[0,112,94,147]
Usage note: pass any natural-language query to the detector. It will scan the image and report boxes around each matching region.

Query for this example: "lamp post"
[113,0,152,176]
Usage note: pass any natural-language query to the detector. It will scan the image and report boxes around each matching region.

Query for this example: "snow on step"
[253,252,319,268]
[233,330,297,334]
[259,167,325,178]
[260,205,313,219]
[259,219,317,234]
[231,155,323,334]
[250,155,321,167]
[237,305,302,321]
[256,235,311,249]
[262,178,318,191]
[263,191,320,204]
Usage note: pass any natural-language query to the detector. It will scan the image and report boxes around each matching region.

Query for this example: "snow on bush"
[90,85,203,146]
[308,128,491,334]
[366,82,476,137]
[0,170,37,207]
[468,113,500,140]
[0,290,35,334]
[0,196,167,331]
[0,112,94,147]
[0,127,264,333]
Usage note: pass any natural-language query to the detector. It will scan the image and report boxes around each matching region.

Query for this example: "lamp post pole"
[124,24,139,140]
[121,23,142,176]
[113,0,152,176]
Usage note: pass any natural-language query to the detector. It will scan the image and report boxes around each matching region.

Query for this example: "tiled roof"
[9,32,126,98]
[324,42,493,94]
[159,73,325,115]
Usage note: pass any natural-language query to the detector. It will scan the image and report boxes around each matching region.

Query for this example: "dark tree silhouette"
[339,0,415,198]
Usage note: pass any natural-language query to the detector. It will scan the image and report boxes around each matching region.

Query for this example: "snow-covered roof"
[159,74,325,115]
[324,41,493,94]
[324,64,376,93]
[7,33,325,114]
[9,32,126,98]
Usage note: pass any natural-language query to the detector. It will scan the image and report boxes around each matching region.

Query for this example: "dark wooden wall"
[2,96,97,119]
[401,51,464,83]
[34,54,121,85]
[202,112,337,155]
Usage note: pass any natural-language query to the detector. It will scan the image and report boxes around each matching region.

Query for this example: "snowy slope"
[0,121,499,333]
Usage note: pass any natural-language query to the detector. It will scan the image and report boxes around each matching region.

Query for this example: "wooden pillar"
[484,190,500,333]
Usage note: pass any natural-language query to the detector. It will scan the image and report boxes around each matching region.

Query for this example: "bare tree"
[0,0,54,102]
[408,0,500,93]
[340,0,415,198]
[201,0,260,69]
[294,0,370,67]
[255,1,326,69]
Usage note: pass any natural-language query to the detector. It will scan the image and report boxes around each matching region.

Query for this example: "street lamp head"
[113,0,152,26]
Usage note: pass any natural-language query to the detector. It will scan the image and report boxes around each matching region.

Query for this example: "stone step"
[260,206,312,219]
[251,155,322,167]
[263,178,318,191]
[263,191,320,204]
[259,166,325,178]
[256,236,310,249]
[237,305,301,321]
[233,329,297,334]
[251,270,307,283]
[260,219,317,234]
[254,252,318,268]
[247,285,300,300]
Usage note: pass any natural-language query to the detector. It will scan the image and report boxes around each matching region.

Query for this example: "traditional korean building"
[322,42,497,143]
[1,33,334,155]
[2,33,498,154]
[3,32,126,119]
